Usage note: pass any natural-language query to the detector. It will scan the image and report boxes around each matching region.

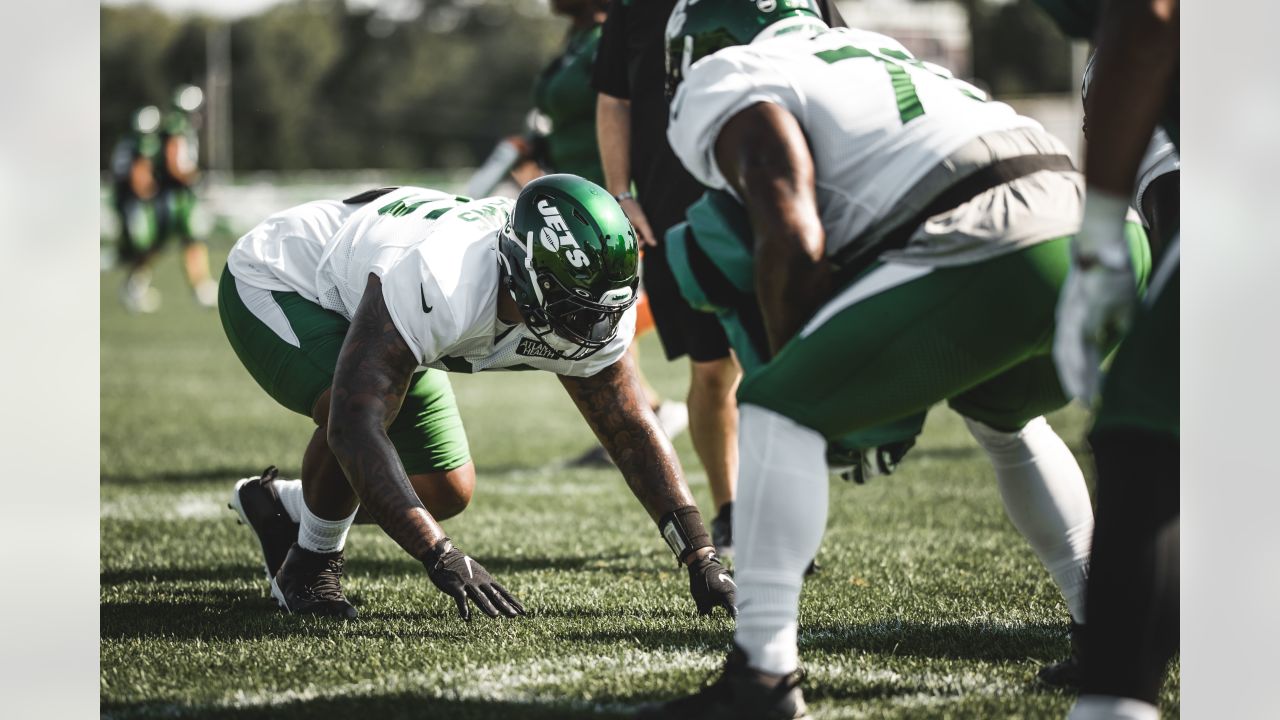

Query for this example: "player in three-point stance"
[638,1,1151,716]
[220,175,735,621]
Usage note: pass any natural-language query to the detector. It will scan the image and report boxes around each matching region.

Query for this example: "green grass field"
[101,245,1178,719]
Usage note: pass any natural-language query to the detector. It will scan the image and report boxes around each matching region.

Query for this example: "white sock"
[298,499,357,554]
[733,404,829,676]
[965,416,1094,623]
[274,479,305,523]
[1068,695,1159,720]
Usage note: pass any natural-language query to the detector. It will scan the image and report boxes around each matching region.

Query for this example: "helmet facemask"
[499,215,638,362]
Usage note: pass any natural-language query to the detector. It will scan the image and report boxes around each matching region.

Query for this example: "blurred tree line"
[102,0,562,171]
[101,0,1075,172]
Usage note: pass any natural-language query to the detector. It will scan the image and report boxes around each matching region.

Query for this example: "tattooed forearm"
[328,274,445,561]
[559,352,695,522]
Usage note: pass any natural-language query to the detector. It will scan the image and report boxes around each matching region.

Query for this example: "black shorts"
[644,245,730,363]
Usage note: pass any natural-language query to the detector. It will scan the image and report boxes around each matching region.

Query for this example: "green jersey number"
[815,45,985,125]
[378,194,471,221]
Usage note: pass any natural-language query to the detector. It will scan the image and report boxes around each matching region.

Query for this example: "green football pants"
[738,231,1150,437]
[218,266,471,474]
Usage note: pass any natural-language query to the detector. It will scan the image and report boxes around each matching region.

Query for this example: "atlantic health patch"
[516,337,560,360]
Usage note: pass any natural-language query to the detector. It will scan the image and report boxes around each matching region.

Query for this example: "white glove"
[1054,189,1138,405]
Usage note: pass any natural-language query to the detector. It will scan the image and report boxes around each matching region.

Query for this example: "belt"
[831,153,1076,286]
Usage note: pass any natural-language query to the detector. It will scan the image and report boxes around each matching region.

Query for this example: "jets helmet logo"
[535,198,590,268]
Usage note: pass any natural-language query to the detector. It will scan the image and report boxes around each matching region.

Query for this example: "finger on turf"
[466,585,500,618]
[492,582,525,615]
[722,599,738,618]
[483,585,519,617]
[451,589,471,621]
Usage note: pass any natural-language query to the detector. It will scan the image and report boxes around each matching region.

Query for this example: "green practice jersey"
[533,25,605,185]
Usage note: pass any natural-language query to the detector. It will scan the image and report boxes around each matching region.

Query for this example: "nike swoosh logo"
[420,284,433,313]
[464,556,473,579]
[719,573,736,587]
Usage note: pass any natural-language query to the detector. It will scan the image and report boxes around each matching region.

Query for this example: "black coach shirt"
[591,0,845,235]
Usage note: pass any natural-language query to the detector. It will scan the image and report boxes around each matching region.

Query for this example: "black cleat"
[271,544,357,619]
[1036,621,1083,689]
[636,646,808,720]
[712,502,733,560]
[229,466,299,580]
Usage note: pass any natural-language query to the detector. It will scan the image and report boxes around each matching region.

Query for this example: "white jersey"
[668,27,1046,258]
[226,186,632,378]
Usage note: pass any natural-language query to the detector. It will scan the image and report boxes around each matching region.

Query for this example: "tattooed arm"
[329,274,524,620]
[327,273,445,561]
[560,350,692,519]
[559,351,710,563]
[560,351,736,615]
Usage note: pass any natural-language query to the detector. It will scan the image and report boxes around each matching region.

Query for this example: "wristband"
[613,191,634,203]
[419,537,454,569]
[1076,188,1132,269]
[658,506,712,563]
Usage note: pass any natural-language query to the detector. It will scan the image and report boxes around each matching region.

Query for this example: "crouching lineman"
[220,175,735,621]
[639,1,1151,716]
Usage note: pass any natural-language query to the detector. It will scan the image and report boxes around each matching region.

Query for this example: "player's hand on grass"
[687,551,737,618]
[424,538,525,621]
[1054,189,1138,405]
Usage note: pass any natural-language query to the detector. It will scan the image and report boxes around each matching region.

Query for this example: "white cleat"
[655,400,690,440]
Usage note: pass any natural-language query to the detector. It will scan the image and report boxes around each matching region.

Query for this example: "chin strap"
[658,505,712,564]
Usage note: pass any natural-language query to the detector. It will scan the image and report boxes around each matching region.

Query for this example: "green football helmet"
[665,0,826,99]
[498,174,640,361]
[132,105,161,135]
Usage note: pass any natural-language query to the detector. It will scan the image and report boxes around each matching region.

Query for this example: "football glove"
[424,538,525,621]
[827,438,916,484]
[1054,189,1138,405]
[688,552,738,618]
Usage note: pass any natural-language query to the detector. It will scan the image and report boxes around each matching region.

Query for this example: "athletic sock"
[1068,695,1159,720]
[273,479,305,524]
[964,416,1094,623]
[298,500,357,554]
[733,404,829,676]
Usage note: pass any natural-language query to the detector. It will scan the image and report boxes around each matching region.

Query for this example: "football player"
[1046,1,1180,718]
[639,1,1151,716]
[221,175,735,621]
[114,87,217,313]
[1034,43,1180,692]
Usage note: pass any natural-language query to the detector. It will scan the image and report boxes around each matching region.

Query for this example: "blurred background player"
[591,0,843,557]
[465,0,689,467]
[1044,1,1181,718]
[1033,38,1180,691]
[109,105,162,313]
[116,85,217,314]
